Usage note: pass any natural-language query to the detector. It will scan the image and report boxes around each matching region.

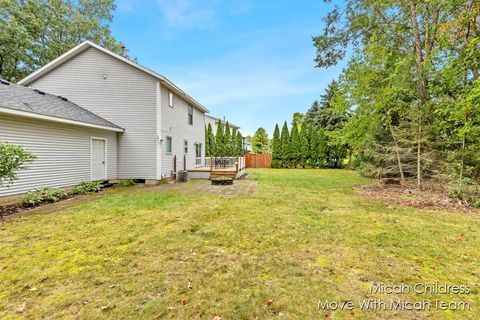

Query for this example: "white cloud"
[116,0,136,13]
[156,0,218,30]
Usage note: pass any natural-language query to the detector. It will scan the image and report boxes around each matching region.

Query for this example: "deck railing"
[194,157,246,171]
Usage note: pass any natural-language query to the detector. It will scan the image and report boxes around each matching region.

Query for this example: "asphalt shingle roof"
[0,79,122,130]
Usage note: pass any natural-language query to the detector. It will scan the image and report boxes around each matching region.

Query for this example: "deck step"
[209,171,236,179]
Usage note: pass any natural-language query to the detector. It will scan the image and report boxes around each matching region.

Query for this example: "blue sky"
[112,0,347,136]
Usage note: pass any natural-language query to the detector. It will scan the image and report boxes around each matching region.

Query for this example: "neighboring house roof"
[0,79,123,132]
[205,114,240,129]
[18,41,209,113]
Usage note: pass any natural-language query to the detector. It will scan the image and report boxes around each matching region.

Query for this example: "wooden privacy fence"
[245,153,272,168]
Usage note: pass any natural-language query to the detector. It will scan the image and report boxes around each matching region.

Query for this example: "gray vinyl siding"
[28,47,157,179]
[161,86,205,177]
[0,115,117,197]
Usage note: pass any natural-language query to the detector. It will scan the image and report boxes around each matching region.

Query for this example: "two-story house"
[0,41,220,196]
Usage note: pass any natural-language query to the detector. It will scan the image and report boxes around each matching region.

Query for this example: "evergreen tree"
[210,123,216,156]
[205,123,215,157]
[235,131,244,156]
[300,126,309,168]
[215,120,225,156]
[252,127,270,154]
[308,125,319,167]
[280,122,290,165]
[205,125,210,157]
[272,124,281,161]
[317,129,327,167]
[224,122,232,156]
[304,101,320,128]
[231,127,237,156]
[290,123,301,167]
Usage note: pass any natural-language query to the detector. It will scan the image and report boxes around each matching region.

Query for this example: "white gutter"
[0,107,124,132]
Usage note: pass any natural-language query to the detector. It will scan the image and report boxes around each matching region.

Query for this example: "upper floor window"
[169,91,174,107]
[187,106,193,125]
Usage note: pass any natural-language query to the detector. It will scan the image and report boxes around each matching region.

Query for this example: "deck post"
[236,157,239,172]
[183,155,186,171]
[173,155,176,173]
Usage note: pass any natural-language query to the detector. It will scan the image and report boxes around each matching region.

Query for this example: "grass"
[0,169,479,319]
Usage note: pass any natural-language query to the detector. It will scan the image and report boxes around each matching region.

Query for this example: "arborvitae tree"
[280,122,290,164]
[205,125,210,157]
[224,122,232,156]
[215,120,225,156]
[231,127,237,156]
[300,126,309,168]
[290,123,301,167]
[207,123,215,156]
[235,131,244,156]
[272,124,281,161]
[308,125,319,167]
[317,129,327,167]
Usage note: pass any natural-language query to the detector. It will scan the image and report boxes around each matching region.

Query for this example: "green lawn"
[1,169,479,319]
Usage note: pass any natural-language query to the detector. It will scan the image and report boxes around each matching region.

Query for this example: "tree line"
[271,81,348,168]
[205,120,244,157]
[305,0,479,200]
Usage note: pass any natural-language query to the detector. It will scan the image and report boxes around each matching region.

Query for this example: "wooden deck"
[186,157,246,180]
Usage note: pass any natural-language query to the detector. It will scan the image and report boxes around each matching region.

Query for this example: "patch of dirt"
[0,192,108,222]
[356,180,480,215]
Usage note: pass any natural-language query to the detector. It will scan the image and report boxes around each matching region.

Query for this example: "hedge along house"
[16,41,210,184]
[0,79,123,197]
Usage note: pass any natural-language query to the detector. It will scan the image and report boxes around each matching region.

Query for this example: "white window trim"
[183,139,189,154]
[169,91,174,108]
[166,136,173,154]
[187,105,193,125]
[90,137,108,181]
[194,142,202,157]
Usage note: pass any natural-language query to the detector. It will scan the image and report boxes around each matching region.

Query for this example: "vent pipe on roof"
[120,43,126,57]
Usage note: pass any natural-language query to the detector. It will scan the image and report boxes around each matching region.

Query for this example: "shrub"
[72,181,103,195]
[116,179,136,188]
[471,198,480,209]
[23,187,66,207]
[448,179,480,209]
[0,142,36,187]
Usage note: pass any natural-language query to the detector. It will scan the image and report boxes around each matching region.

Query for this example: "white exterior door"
[91,138,106,181]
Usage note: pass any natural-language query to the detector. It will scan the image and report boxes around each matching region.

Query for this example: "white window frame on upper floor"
[169,91,174,107]
[187,105,193,125]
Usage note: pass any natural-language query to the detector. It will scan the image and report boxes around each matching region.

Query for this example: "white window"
[188,105,193,125]
[169,91,174,107]
[184,140,188,154]
[166,136,172,153]
[195,143,202,157]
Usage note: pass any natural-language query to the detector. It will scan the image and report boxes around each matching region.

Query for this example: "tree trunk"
[388,123,405,185]
[409,0,426,189]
